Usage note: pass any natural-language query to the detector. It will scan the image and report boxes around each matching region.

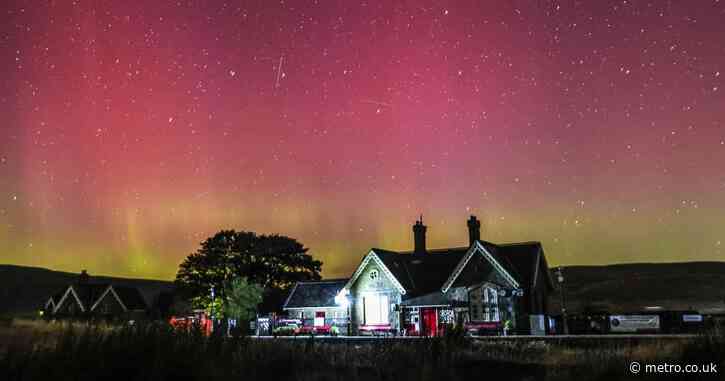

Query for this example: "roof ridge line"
[494,241,542,247]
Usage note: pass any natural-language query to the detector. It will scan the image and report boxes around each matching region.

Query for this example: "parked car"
[464,321,502,336]
[272,319,302,336]
[169,310,212,336]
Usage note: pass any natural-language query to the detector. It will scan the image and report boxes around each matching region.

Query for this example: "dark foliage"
[2,322,724,381]
[0,323,543,381]
[175,230,322,313]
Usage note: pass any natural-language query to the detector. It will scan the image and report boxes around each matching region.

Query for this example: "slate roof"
[73,284,110,311]
[370,240,552,298]
[111,285,148,311]
[479,241,554,290]
[56,283,148,312]
[48,288,66,303]
[372,248,469,298]
[283,279,349,309]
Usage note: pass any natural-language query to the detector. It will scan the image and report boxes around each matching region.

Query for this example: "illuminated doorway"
[363,294,389,325]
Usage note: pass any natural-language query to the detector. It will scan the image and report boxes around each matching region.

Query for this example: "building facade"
[282,279,350,334]
[284,215,554,336]
[45,270,149,322]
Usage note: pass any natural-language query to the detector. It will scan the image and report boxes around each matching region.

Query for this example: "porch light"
[335,289,350,308]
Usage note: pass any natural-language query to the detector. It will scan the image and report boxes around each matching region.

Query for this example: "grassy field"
[0,319,723,381]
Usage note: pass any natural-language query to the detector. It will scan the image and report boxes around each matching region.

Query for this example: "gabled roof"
[482,241,554,290]
[343,250,408,295]
[372,247,469,298]
[342,238,551,304]
[442,242,521,292]
[283,279,349,309]
[45,288,66,309]
[442,240,553,293]
[111,286,148,310]
[53,283,148,314]
[90,285,148,312]
[54,285,90,313]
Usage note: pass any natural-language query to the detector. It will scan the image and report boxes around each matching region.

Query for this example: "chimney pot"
[467,215,481,246]
[413,216,427,254]
[78,270,90,285]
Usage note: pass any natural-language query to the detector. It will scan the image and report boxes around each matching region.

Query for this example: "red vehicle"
[464,321,502,336]
[169,309,212,336]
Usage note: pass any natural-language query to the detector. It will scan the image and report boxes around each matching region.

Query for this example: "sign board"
[682,314,703,323]
[609,315,660,333]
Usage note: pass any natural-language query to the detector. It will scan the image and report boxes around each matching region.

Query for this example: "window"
[314,311,325,327]
[363,294,389,325]
[369,270,379,280]
[482,287,500,322]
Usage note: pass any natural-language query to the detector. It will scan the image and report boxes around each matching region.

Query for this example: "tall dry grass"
[0,319,722,381]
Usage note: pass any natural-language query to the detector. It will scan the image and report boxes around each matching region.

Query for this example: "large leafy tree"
[175,230,322,312]
[223,277,263,324]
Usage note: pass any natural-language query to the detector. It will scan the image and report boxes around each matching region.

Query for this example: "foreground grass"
[0,319,723,381]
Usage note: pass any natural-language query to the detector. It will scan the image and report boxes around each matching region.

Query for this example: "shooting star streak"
[274,55,284,89]
[361,99,392,107]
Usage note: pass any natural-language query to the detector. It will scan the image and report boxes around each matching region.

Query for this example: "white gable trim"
[282,282,301,310]
[44,297,56,310]
[531,246,542,289]
[53,286,86,314]
[343,250,407,295]
[90,285,128,312]
[441,241,520,293]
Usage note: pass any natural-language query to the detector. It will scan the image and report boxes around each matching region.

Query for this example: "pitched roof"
[372,247,469,298]
[479,241,554,290]
[111,285,148,311]
[368,241,552,297]
[73,284,110,311]
[56,283,148,313]
[283,279,349,309]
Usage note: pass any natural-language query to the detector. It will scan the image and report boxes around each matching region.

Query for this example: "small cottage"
[282,279,350,334]
[47,270,148,321]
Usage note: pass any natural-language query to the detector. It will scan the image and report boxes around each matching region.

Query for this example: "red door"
[422,308,438,337]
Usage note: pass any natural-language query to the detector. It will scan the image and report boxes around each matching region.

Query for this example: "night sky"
[1,1,724,280]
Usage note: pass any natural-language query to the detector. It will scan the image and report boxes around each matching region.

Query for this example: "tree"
[175,230,322,312]
[223,277,263,331]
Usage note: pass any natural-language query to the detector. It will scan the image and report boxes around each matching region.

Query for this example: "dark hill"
[551,261,725,314]
[0,264,174,318]
[3,261,725,318]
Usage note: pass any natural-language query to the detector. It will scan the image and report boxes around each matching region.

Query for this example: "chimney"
[467,215,481,246]
[78,270,90,285]
[413,215,427,254]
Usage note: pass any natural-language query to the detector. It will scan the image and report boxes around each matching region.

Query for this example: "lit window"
[363,294,389,325]
[482,287,500,322]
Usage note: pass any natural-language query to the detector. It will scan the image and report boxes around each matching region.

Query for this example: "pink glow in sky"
[1,1,724,280]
